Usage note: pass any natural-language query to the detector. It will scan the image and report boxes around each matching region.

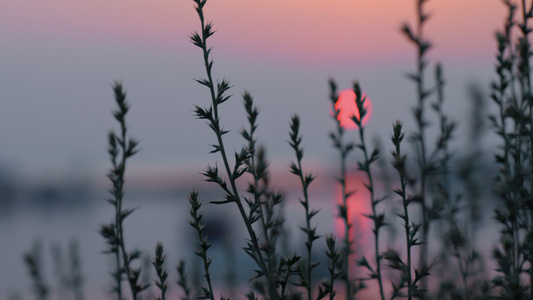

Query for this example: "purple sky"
[0,0,506,180]
[0,1,518,298]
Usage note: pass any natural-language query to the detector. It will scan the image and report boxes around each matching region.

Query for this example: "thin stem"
[242,93,276,273]
[520,0,533,293]
[114,236,122,300]
[188,191,215,300]
[359,128,385,300]
[416,3,429,284]
[391,122,413,300]
[177,260,191,300]
[101,83,142,300]
[402,1,432,291]
[339,131,352,300]
[116,112,138,300]
[24,241,49,300]
[352,83,385,300]
[321,235,342,300]
[191,1,278,296]
[328,79,355,300]
[289,115,319,300]
[152,243,168,300]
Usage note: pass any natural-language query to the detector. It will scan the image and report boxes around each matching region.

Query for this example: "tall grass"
[351,82,386,300]
[490,0,533,298]
[100,82,144,300]
[328,79,359,300]
[14,0,533,299]
[401,2,434,292]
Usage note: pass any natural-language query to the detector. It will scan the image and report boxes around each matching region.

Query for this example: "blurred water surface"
[0,172,340,299]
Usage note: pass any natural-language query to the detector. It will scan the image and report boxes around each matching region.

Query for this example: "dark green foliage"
[389,121,424,300]
[100,82,145,300]
[51,241,85,300]
[152,243,168,300]
[488,1,533,298]
[89,0,533,299]
[188,191,215,300]
[24,241,49,300]
[431,63,490,299]
[177,260,192,300]
[402,1,434,283]
[190,0,279,296]
[22,240,85,300]
[288,115,319,300]
[351,82,386,300]
[317,236,343,300]
[276,253,302,299]
[242,92,289,298]
[22,0,533,299]
[328,79,357,300]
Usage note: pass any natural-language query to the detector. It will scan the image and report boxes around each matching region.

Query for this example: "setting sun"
[333,89,373,130]
[334,171,372,251]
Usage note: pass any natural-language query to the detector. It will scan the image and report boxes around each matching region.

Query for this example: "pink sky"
[0,2,518,298]
[1,1,505,66]
[0,0,512,172]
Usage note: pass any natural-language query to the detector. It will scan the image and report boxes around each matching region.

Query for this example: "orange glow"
[334,171,372,263]
[333,89,373,130]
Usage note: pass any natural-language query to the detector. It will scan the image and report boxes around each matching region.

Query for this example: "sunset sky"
[0,0,505,178]
[0,1,515,298]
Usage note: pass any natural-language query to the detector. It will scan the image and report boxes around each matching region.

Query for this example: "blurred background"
[0,0,506,298]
